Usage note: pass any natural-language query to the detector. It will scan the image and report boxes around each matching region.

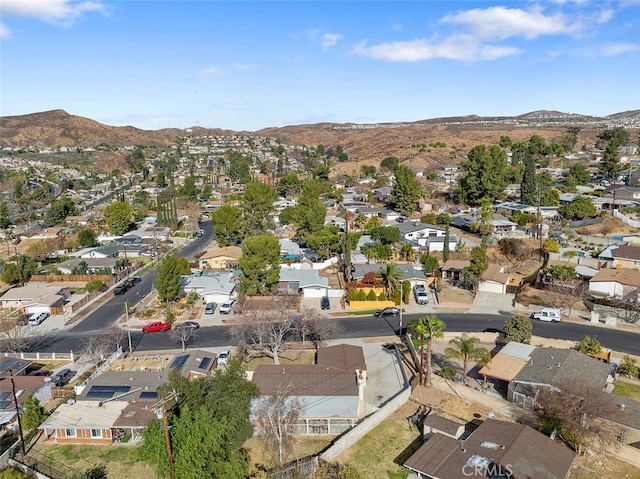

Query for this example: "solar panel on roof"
[0,392,11,401]
[0,400,12,409]
[198,357,212,370]
[170,355,189,369]
[139,391,158,399]
[85,385,131,399]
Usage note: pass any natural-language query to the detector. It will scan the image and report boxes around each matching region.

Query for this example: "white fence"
[74,347,123,395]
[2,351,74,362]
[614,210,640,229]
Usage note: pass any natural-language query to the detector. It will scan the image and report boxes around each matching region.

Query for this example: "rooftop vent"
[480,441,506,450]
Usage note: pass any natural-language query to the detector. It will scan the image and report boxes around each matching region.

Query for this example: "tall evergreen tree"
[390,165,422,216]
[443,225,450,262]
[241,181,278,236]
[458,145,508,205]
[520,151,537,205]
[239,234,281,295]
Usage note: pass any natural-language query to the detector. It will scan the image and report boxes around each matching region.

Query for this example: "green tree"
[461,247,489,293]
[377,263,402,296]
[402,280,411,305]
[291,180,326,238]
[503,315,533,344]
[443,225,450,262]
[0,201,10,229]
[103,201,133,236]
[242,181,278,236]
[567,163,591,184]
[390,165,422,216]
[458,144,508,205]
[44,197,76,226]
[211,205,243,246]
[499,135,512,149]
[420,254,439,274]
[154,255,184,302]
[598,140,623,180]
[156,170,167,187]
[370,226,400,245]
[578,335,602,355]
[558,196,597,220]
[520,151,537,205]
[407,316,445,386]
[78,229,99,247]
[616,355,639,379]
[228,152,252,183]
[20,394,48,431]
[444,334,491,385]
[380,156,399,171]
[276,172,302,198]
[240,234,281,295]
[1,255,37,285]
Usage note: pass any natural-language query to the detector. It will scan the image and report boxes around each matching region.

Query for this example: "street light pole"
[125,302,133,356]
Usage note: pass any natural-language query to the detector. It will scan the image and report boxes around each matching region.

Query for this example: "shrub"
[578,335,602,355]
[366,289,378,301]
[377,292,387,301]
[356,289,367,301]
[617,355,640,379]
[439,366,456,380]
[503,315,533,344]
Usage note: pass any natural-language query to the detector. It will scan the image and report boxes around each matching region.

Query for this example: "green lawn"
[613,379,640,401]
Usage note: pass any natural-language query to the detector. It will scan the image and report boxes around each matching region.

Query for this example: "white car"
[219,299,235,314]
[217,350,231,367]
[28,312,49,326]
[531,308,561,322]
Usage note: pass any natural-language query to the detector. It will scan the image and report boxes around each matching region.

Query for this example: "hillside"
[1,109,638,174]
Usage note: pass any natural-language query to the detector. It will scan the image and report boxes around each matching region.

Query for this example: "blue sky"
[1,0,639,132]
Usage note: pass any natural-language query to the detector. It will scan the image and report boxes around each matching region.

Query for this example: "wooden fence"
[30,274,114,283]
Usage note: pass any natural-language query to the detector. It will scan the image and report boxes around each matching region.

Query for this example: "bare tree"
[293,307,342,347]
[170,326,198,351]
[231,312,294,365]
[609,287,640,324]
[254,385,303,466]
[106,326,128,352]
[545,281,589,319]
[537,379,620,455]
[0,324,49,352]
[79,336,112,363]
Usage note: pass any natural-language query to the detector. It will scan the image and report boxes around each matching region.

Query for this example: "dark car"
[205,303,217,314]
[174,321,200,330]
[113,284,128,295]
[16,314,32,326]
[320,297,330,310]
[374,307,400,317]
[54,368,74,387]
[28,370,52,377]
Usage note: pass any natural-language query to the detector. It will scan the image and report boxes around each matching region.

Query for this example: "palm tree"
[378,263,402,296]
[444,334,491,385]
[408,315,445,386]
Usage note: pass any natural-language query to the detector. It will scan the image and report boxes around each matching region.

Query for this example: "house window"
[90,429,102,438]
[65,429,76,437]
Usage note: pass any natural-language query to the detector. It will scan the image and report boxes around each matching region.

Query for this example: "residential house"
[198,245,242,270]
[439,260,469,282]
[404,418,575,479]
[504,183,521,198]
[182,272,236,304]
[611,245,640,270]
[280,239,303,259]
[478,264,511,295]
[396,222,457,252]
[0,285,69,316]
[251,344,366,435]
[452,213,517,235]
[422,414,465,440]
[0,374,49,430]
[588,268,640,299]
[352,263,431,289]
[55,257,119,275]
[279,267,329,298]
[479,344,612,409]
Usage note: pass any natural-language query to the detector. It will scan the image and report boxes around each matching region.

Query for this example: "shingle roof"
[317,344,366,371]
[589,268,640,288]
[252,364,358,397]
[404,419,575,479]
[614,245,640,261]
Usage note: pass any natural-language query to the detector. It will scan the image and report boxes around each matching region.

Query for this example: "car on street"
[205,302,217,314]
[217,350,231,367]
[219,299,235,314]
[531,308,561,322]
[54,368,74,387]
[113,283,129,295]
[142,321,172,333]
[374,307,400,317]
[320,296,330,310]
[174,321,200,330]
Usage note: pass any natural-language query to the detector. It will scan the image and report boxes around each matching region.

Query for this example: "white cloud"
[594,42,640,56]
[441,6,580,40]
[231,63,254,71]
[596,8,615,23]
[321,32,343,50]
[197,67,223,79]
[0,0,108,27]
[0,22,11,39]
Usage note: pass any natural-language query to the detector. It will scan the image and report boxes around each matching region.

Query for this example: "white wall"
[302,287,328,298]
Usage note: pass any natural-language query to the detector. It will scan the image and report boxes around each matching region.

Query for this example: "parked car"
[320,296,330,310]
[217,350,231,366]
[531,308,561,322]
[413,284,429,305]
[374,307,400,317]
[219,300,235,314]
[28,370,52,377]
[174,321,200,330]
[205,302,217,314]
[28,312,49,326]
[142,321,172,333]
[113,283,128,295]
[16,314,32,326]
[54,368,74,387]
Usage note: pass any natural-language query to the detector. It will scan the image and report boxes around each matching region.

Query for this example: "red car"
[142,321,171,333]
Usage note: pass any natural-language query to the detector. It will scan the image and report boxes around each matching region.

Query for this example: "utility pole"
[537,189,543,261]
[9,370,26,456]
[153,392,179,479]
[125,302,133,356]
